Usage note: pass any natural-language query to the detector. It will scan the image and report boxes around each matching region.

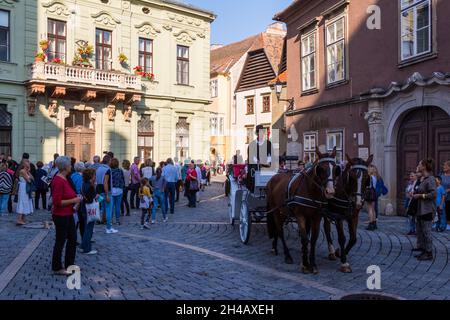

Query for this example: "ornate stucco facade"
[0,0,215,163]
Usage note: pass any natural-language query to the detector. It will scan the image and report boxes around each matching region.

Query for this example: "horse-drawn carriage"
[226,149,374,274]
[227,164,278,244]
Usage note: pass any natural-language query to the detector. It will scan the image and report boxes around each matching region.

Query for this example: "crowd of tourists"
[0,152,214,276]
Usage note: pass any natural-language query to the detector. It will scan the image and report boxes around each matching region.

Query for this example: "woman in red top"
[185,162,198,208]
[51,156,81,276]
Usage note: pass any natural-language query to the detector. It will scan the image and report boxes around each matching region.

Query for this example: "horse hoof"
[328,253,337,261]
[271,249,278,256]
[301,266,311,274]
[285,256,294,264]
[335,248,341,258]
[340,265,352,273]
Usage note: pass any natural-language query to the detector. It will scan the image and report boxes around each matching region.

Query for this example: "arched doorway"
[65,110,95,162]
[397,106,450,214]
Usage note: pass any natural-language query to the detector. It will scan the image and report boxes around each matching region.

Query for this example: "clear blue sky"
[183,0,292,45]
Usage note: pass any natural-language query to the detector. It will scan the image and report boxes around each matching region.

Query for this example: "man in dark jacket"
[33,161,48,210]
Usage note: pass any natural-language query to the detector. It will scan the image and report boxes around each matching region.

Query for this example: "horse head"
[313,147,341,199]
[344,154,373,210]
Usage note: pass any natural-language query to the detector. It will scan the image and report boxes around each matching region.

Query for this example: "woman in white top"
[16,160,34,225]
[121,160,131,216]
[141,158,154,180]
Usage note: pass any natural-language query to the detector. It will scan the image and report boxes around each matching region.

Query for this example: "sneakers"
[151,220,156,224]
[163,217,168,223]
[106,228,119,234]
[83,250,98,255]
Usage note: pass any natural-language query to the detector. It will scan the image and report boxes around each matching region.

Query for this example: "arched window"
[0,104,12,156]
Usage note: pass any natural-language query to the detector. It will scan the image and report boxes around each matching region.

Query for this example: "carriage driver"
[246,124,274,192]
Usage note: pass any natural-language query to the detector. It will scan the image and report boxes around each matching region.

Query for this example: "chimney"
[211,44,224,50]
[266,22,286,36]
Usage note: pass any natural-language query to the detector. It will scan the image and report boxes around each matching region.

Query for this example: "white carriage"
[227,165,277,244]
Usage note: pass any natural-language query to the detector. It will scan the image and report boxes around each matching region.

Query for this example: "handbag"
[86,201,101,223]
[189,179,199,191]
[139,195,151,209]
[364,178,377,202]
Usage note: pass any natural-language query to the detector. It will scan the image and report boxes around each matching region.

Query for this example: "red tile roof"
[211,31,285,77]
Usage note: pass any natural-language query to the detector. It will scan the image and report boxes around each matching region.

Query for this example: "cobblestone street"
[0,180,449,300]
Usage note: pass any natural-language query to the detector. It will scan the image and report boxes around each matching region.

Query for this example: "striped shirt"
[0,171,13,194]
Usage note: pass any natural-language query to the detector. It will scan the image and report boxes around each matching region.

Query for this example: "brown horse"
[323,154,373,273]
[266,147,341,274]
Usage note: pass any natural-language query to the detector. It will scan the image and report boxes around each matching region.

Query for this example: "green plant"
[39,39,49,47]
[35,52,46,59]
[119,53,128,63]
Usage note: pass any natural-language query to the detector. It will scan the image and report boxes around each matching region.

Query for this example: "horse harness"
[284,161,368,223]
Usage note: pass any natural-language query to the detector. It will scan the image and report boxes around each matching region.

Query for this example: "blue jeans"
[0,194,8,214]
[112,193,123,223]
[165,182,176,213]
[152,189,167,221]
[81,220,95,252]
[437,208,447,230]
[408,216,416,233]
[100,193,113,230]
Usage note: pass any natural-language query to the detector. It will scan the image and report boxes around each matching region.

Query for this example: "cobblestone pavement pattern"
[1,179,450,300]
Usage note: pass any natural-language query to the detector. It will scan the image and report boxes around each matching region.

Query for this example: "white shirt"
[141,166,154,179]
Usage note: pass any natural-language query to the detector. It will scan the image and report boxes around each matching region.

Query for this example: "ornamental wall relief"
[42,1,71,16]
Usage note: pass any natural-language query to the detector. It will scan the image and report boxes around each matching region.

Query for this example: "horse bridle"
[300,157,338,199]
[334,164,369,210]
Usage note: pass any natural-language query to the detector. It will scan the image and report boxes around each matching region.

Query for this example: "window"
[210,79,218,98]
[301,31,316,91]
[0,10,9,61]
[96,29,112,70]
[138,116,154,161]
[139,38,153,73]
[246,97,254,114]
[326,17,345,84]
[219,117,224,136]
[176,117,189,161]
[246,126,254,144]
[210,117,218,136]
[400,0,431,60]
[48,19,66,63]
[0,105,11,156]
[327,131,344,163]
[210,116,224,135]
[262,95,271,113]
[177,45,189,85]
[303,133,317,162]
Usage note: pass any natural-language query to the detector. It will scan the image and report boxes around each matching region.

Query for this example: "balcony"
[29,62,142,91]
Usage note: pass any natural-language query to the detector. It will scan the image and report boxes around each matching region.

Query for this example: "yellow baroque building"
[0,0,215,163]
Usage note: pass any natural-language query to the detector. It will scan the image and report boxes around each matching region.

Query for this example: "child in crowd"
[139,178,152,229]
[436,176,447,232]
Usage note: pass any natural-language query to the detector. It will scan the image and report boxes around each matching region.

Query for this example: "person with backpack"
[0,162,13,215]
[365,165,379,231]
[110,158,125,225]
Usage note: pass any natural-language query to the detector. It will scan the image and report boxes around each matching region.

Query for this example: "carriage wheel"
[228,199,235,225]
[239,201,251,244]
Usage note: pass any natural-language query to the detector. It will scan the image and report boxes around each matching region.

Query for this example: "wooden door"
[397,106,450,214]
[65,110,95,162]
